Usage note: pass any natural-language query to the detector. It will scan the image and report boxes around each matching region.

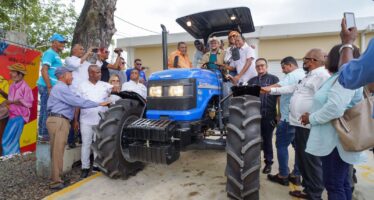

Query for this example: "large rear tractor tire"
[92,98,145,179]
[226,95,262,200]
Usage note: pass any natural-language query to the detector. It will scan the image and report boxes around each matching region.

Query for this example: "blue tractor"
[92,7,262,200]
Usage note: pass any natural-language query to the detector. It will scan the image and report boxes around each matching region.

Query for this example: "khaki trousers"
[46,116,70,183]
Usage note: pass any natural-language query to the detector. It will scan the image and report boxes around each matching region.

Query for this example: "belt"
[48,112,70,122]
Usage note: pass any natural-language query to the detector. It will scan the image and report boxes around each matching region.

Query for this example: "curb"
[44,172,103,200]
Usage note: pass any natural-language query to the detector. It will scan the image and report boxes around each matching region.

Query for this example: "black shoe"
[92,166,101,172]
[80,169,90,179]
[262,164,272,174]
[288,174,301,186]
[267,174,289,186]
[49,182,66,190]
[68,143,76,149]
[289,190,308,199]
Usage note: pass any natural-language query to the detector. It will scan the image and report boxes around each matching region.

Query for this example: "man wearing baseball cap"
[46,67,109,189]
[37,33,67,142]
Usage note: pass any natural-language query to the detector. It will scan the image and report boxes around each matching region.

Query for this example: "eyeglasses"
[111,80,120,82]
[135,63,142,66]
[303,57,319,62]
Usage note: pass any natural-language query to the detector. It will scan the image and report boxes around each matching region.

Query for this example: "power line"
[114,15,159,34]
[116,31,134,37]
[114,33,129,38]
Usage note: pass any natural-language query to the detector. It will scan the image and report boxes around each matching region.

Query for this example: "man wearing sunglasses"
[262,49,330,200]
[125,58,147,85]
[247,58,279,175]
[98,47,122,82]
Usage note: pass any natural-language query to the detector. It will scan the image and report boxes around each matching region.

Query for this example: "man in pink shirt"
[1,63,33,156]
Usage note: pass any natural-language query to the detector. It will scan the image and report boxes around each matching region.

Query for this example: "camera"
[114,48,123,54]
[92,48,98,53]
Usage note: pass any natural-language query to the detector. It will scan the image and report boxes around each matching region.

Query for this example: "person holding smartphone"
[338,14,374,118]
[65,44,101,148]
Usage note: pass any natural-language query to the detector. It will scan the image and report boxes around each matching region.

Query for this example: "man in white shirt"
[65,44,102,94]
[263,49,329,200]
[74,64,113,178]
[192,40,205,68]
[121,68,147,99]
[224,31,240,76]
[228,35,257,84]
[65,44,102,148]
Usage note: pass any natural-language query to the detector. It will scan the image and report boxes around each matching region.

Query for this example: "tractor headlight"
[149,86,162,97]
[168,85,184,97]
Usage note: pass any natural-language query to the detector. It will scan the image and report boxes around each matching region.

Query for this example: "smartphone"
[92,48,98,53]
[344,12,356,29]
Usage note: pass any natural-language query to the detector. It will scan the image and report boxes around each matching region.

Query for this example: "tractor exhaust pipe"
[161,24,168,70]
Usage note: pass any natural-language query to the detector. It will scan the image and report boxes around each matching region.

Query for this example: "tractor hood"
[148,68,218,81]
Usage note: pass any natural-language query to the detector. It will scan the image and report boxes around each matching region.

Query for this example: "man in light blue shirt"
[37,33,66,141]
[265,57,305,186]
[338,19,374,118]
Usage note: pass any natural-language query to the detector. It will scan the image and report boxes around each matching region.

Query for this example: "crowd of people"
[167,18,373,200]
[27,33,150,189]
[0,16,372,199]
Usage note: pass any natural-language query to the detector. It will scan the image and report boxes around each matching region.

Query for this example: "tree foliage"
[0,0,78,55]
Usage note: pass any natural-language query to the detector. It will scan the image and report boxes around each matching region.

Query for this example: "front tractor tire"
[92,98,145,179]
[226,95,262,200]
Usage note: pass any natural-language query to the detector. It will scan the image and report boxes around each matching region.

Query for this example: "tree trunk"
[71,0,117,50]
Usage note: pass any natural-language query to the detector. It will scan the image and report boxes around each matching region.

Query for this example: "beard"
[303,63,309,72]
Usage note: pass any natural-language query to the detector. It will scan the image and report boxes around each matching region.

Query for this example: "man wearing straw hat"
[1,63,34,156]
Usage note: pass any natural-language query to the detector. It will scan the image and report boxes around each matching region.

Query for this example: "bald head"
[72,44,85,57]
[303,48,326,72]
[88,64,101,83]
[308,48,326,64]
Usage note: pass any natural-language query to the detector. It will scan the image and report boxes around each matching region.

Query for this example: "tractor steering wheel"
[201,62,230,81]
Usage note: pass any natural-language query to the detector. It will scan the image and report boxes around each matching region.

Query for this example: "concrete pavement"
[45,148,373,200]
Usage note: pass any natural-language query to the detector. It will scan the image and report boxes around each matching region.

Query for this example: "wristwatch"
[339,44,353,54]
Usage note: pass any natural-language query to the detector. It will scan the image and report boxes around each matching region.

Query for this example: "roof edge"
[118,16,374,48]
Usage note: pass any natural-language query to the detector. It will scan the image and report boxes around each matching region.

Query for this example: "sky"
[69,0,374,39]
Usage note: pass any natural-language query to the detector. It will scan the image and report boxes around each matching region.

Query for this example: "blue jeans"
[275,120,300,177]
[38,85,49,138]
[321,148,352,200]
